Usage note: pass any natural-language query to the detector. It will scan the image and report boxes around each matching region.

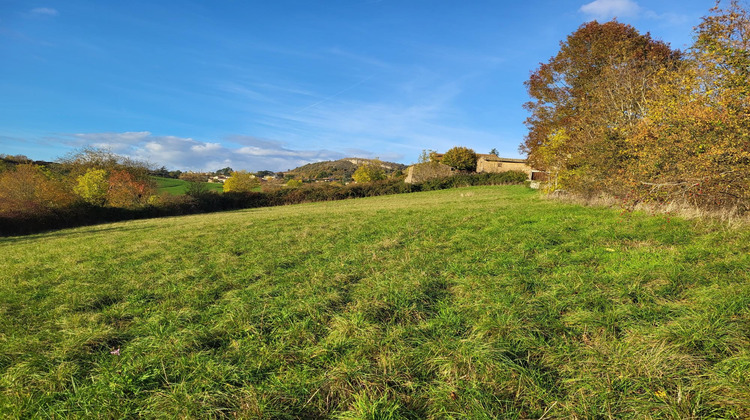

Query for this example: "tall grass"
[1,186,748,418]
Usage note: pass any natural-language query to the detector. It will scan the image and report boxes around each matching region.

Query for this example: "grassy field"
[1,186,749,418]
[153,176,225,195]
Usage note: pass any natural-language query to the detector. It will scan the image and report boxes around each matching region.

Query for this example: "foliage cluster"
[441,146,478,171]
[287,158,407,182]
[0,149,156,224]
[222,171,260,193]
[352,159,387,183]
[0,164,75,218]
[523,2,749,213]
[285,178,303,188]
[2,186,748,418]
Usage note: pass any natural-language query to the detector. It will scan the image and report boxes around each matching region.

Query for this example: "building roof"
[430,153,527,164]
[477,154,527,163]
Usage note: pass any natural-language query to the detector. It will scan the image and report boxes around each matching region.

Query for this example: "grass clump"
[1,186,748,417]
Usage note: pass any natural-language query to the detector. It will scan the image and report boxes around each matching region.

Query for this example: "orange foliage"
[107,169,156,208]
[0,164,75,215]
[523,3,749,213]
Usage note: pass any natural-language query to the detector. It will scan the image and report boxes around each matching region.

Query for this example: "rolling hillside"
[152,176,224,195]
[286,158,407,180]
[1,186,749,418]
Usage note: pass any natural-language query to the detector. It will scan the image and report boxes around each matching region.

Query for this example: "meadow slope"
[1,186,749,418]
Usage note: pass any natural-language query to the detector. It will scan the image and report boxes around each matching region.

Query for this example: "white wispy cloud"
[579,0,641,20]
[62,131,349,172]
[257,76,517,161]
[30,7,58,16]
[579,0,691,29]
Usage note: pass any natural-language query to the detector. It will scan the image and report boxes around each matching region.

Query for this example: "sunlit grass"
[1,185,748,418]
[153,176,224,195]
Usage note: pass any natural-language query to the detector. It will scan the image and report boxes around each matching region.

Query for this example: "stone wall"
[476,156,533,178]
[404,162,454,184]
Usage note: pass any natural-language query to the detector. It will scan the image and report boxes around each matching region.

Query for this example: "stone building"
[475,154,533,176]
[404,152,547,184]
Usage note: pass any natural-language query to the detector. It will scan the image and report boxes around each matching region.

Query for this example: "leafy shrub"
[441,147,478,171]
[0,164,75,216]
[74,169,109,205]
[286,179,303,188]
[352,160,387,183]
[223,171,260,193]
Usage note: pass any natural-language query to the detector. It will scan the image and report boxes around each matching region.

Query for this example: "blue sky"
[1,0,717,171]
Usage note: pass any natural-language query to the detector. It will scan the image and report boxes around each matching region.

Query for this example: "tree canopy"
[223,171,260,193]
[522,3,749,213]
[352,160,386,183]
[441,147,477,172]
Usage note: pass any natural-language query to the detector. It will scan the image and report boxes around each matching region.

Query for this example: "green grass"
[153,176,225,195]
[1,186,749,418]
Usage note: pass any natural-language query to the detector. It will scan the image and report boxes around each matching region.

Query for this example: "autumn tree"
[285,179,303,188]
[627,1,750,211]
[60,147,151,180]
[74,168,109,205]
[107,169,155,208]
[522,21,680,193]
[417,149,438,164]
[64,148,156,207]
[441,147,477,171]
[352,160,386,183]
[0,164,74,215]
[223,170,260,192]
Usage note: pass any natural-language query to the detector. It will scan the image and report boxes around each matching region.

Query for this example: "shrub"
[352,160,387,183]
[441,147,478,171]
[0,164,75,216]
[74,169,109,205]
[107,169,156,208]
[223,171,260,193]
[286,179,303,188]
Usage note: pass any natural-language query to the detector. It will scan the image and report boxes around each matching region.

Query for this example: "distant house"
[404,153,547,185]
[476,154,533,176]
[208,175,229,184]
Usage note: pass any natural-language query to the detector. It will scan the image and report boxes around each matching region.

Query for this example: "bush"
[0,164,75,216]
[223,171,260,193]
[352,160,386,183]
[441,147,478,171]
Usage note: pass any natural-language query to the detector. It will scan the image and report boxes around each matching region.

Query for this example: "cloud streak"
[257,75,519,161]
[30,7,58,16]
[579,0,689,25]
[61,132,350,172]
[580,0,641,20]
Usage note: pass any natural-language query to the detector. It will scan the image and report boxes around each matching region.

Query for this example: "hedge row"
[0,171,528,236]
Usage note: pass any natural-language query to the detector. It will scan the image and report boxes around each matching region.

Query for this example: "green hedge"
[0,171,528,235]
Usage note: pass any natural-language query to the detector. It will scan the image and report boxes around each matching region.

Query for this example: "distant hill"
[287,158,407,181]
[0,155,57,172]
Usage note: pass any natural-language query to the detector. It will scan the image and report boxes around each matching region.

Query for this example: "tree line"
[522,1,749,214]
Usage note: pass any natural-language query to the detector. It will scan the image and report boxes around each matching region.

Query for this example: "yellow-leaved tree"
[74,168,109,205]
[223,170,260,192]
[627,1,749,211]
[352,160,386,183]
